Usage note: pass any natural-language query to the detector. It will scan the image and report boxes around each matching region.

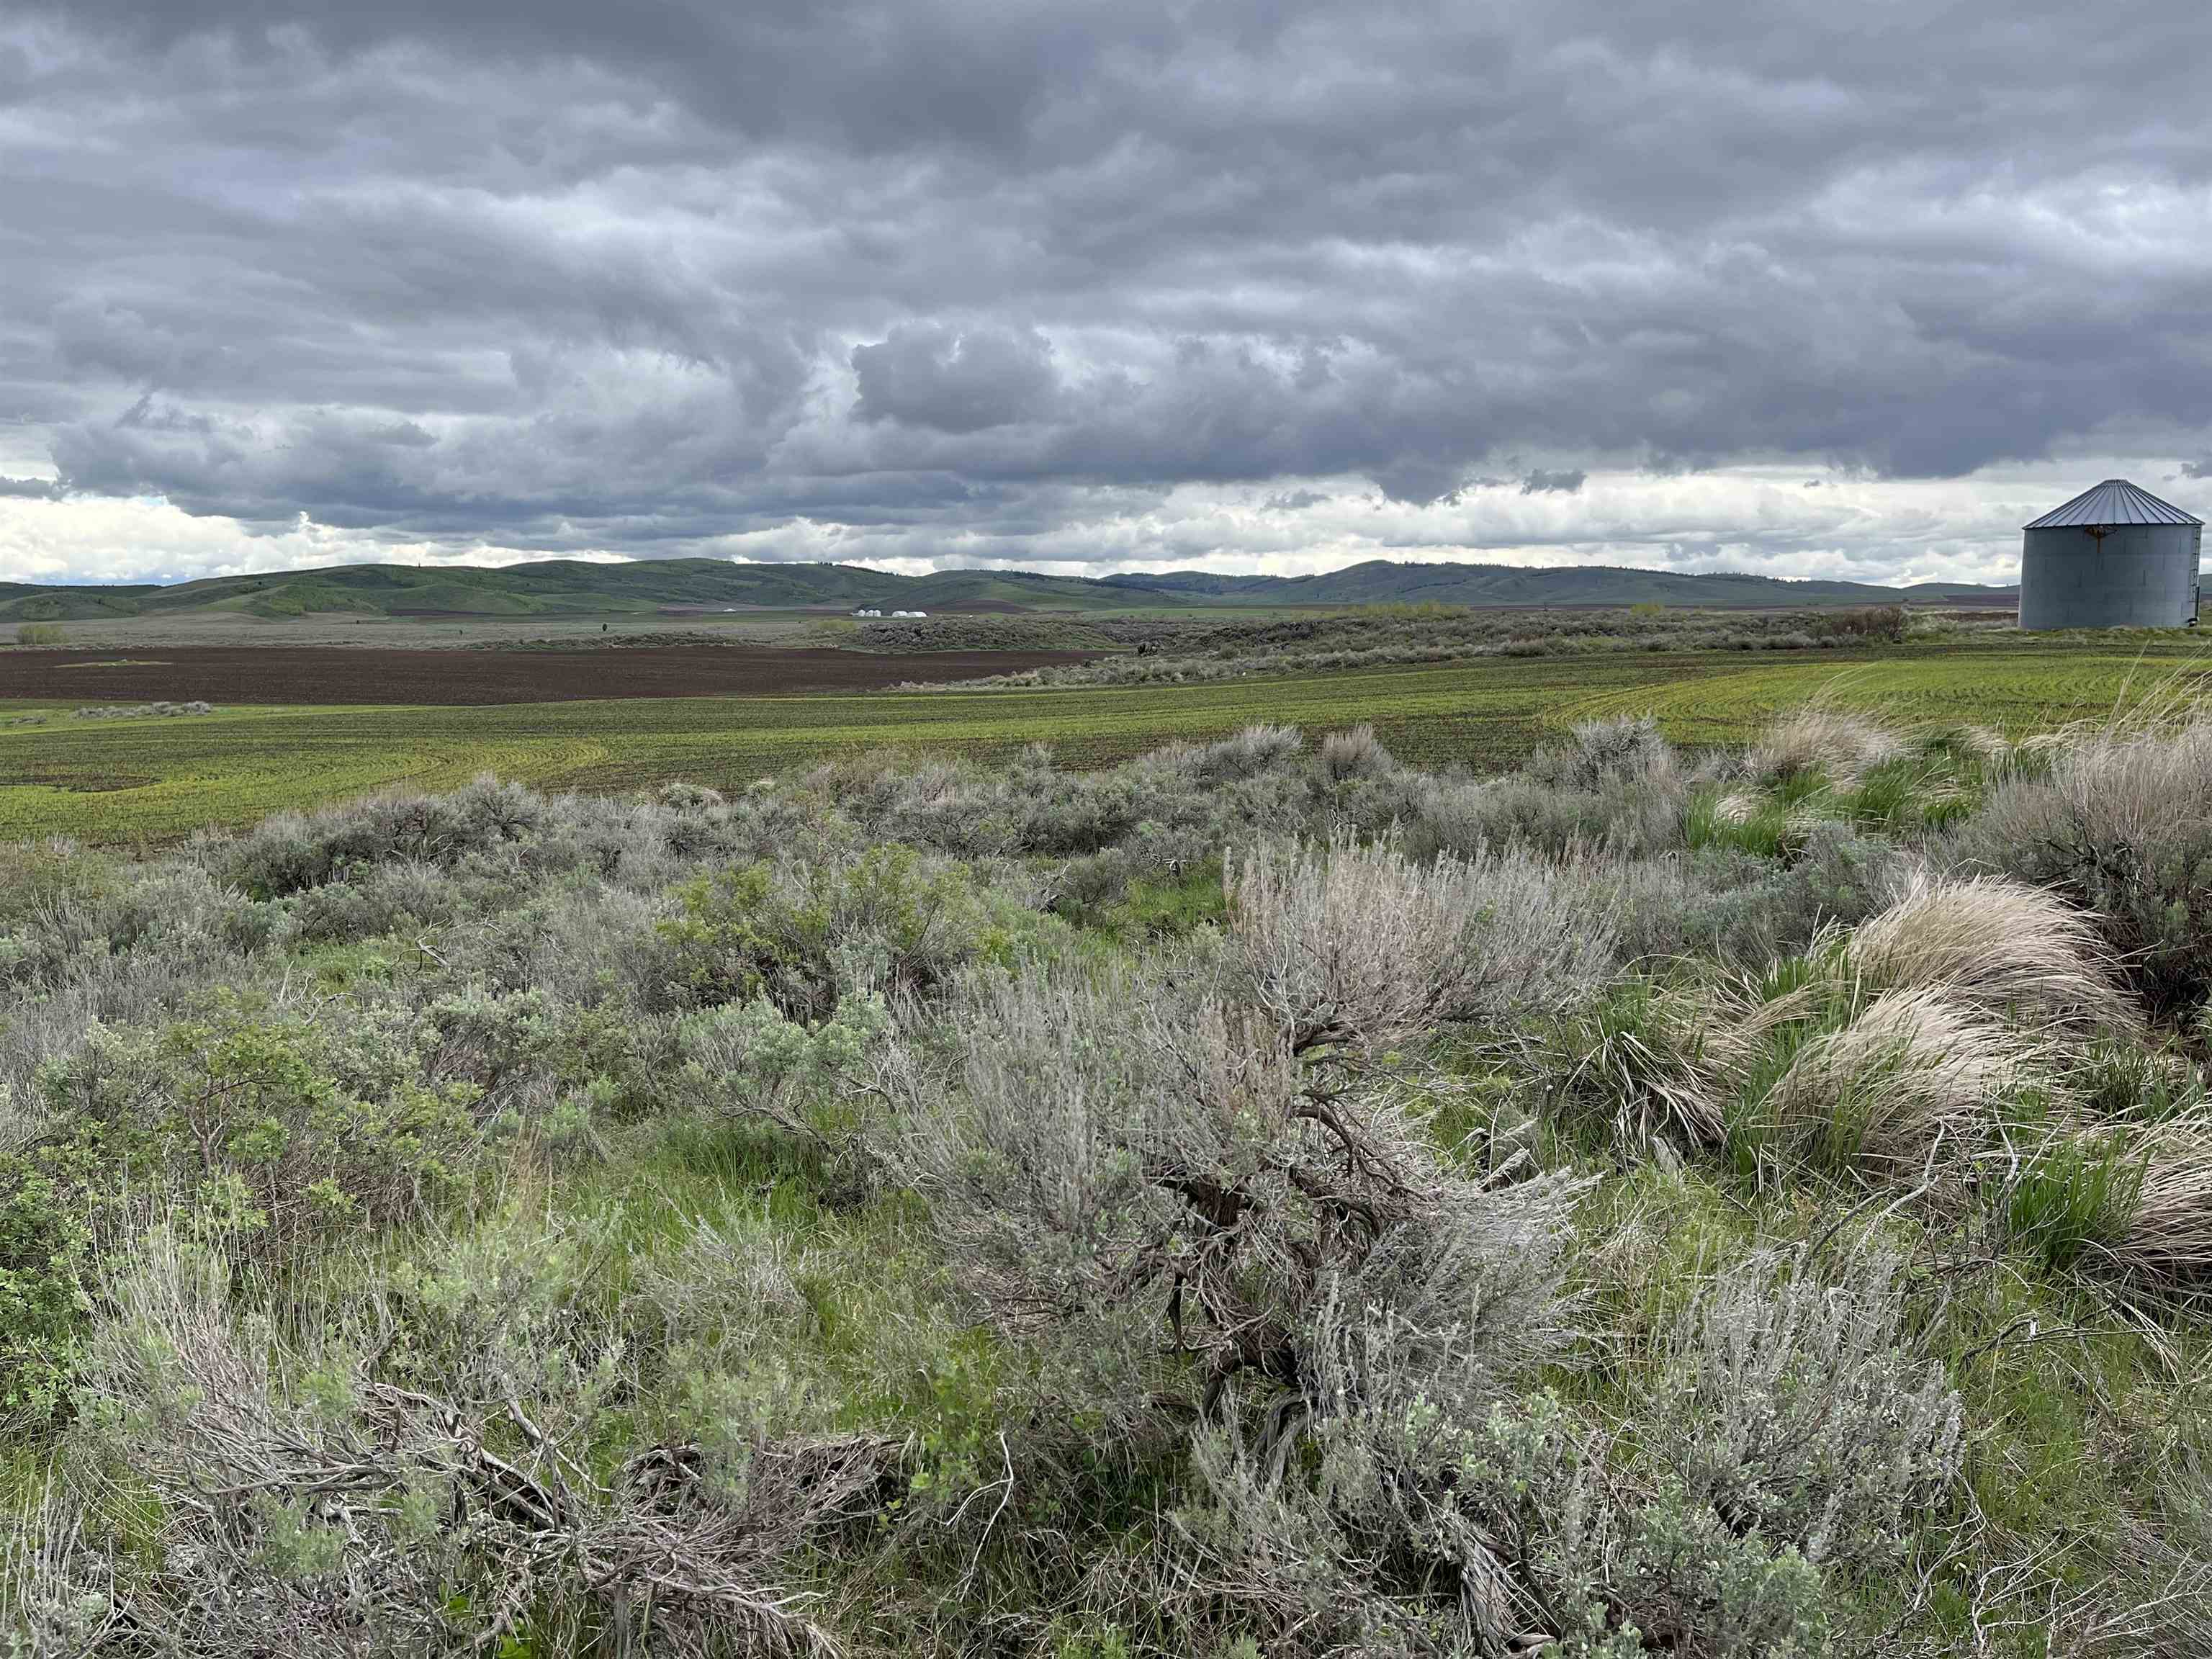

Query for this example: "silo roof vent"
[2024,479,2202,530]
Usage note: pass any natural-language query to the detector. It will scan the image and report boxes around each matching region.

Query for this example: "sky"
[4,1,2211,589]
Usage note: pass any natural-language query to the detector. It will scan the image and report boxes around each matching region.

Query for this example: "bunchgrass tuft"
[1952,700,2212,1016]
[2001,1127,2148,1272]
[1753,985,2033,1181]
[1845,871,2140,1035]
[2105,1115,2212,1297]
[1750,704,1907,788]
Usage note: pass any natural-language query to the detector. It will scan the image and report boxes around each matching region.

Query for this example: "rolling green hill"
[0,556,2016,621]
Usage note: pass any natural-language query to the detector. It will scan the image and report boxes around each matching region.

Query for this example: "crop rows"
[1563,647,2212,742]
[1,642,2205,842]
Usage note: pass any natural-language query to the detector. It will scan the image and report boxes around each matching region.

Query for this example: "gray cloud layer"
[4,1,2211,575]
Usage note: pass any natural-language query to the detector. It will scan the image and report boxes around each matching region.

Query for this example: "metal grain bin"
[2020,479,2202,630]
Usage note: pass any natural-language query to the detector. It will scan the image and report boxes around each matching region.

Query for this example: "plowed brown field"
[0,645,1098,705]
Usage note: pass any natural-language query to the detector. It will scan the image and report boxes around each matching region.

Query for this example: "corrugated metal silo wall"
[2018,523,2201,629]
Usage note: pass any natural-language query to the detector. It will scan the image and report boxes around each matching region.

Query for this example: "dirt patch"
[0,646,1100,706]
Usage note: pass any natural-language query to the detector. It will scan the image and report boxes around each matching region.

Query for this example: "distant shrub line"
[898,601,1984,690]
[70,699,217,719]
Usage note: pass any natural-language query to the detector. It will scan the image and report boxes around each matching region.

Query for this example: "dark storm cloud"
[5,0,2212,575]
[851,326,1062,434]
[1521,470,1587,497]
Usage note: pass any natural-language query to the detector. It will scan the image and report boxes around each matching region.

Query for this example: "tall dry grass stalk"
[2036,694,2212,849]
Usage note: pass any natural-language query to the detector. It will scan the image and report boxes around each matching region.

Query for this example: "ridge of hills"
[0,557,2015,622]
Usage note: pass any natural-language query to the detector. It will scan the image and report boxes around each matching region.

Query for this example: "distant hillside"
[1103,561,2016,609]
[0,557,2016,621]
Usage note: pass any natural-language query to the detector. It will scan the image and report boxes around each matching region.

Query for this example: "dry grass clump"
[2067,1440,2212,1656]
[1547,980,1733,1151]
[1406,714,1689,861]
[1226,832,1614,1052]
[1931,721,2013,767]
[1314,722,1395,782]
[1552,917,2097,1187]
[1755,986,2036,1177]
[1640,871,2131,1181]
[1195,721,1305,783]
[1558,914,2059,1179]
[1524,713,1680,793]
[2103,1115,2212,1296]
[1749,703,1906,786]
[1709,789,1763,827]
[1843,871,2139,1034]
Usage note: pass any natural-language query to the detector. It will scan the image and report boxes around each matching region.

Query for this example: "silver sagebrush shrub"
[1642,1246,1962,1578]
[1226,832,1614,1052]
[896,960,1581,1429]
[51,1212,881,1657]
[1951,710,2212,1017]
[899,960,1586,1651]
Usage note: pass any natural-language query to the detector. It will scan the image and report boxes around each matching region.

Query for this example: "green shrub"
[675,989,891,1155]
[1069,861,1227,942]
[0,1146,97,1417]
[37,1003,475,1261]
[653,845,1017,1019]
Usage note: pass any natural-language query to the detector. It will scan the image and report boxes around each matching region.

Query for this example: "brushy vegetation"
[901,603,1997,689]
[67,702,217,721]
[5,700,2212,1655]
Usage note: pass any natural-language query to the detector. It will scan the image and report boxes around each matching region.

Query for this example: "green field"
[3,639,2208,842]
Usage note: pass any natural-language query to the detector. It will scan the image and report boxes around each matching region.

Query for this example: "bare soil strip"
[0,645,1099,706]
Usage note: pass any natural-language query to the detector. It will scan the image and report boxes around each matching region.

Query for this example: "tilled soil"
[0,645,1099,706]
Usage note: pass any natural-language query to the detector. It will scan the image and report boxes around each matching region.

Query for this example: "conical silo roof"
[2023,479,2202,530]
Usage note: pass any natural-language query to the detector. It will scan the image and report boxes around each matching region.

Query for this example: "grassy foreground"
[1,637,2208,842]
[6,686,2212,1655]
